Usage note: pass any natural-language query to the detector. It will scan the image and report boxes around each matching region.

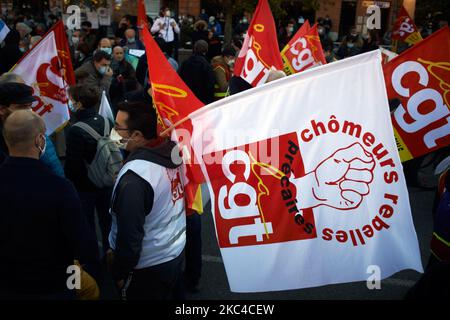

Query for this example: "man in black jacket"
[65,85,115,258]
[178,40,216,104]
[109,101,186,300]
[0,110,98,299]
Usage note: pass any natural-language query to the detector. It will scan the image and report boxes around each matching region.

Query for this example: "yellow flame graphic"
[248,151,288,240]
[418,58,450,108]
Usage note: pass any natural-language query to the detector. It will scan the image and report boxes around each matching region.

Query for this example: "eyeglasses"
[114,125,130,131]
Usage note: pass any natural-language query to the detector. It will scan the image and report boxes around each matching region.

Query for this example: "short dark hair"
[68,85,100,109]
[116,101,157,140]
[194,40,208,55]
[93,50,112,62]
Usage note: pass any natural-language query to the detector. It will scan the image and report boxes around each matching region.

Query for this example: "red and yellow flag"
[234,0,284,87]
[142,27,204,213]
[392,6,423,45]
[281,22,326,75]
[14,20,75,86]
[383,26,450,162]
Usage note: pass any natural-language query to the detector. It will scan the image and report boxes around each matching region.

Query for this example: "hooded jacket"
[109,140,186,280]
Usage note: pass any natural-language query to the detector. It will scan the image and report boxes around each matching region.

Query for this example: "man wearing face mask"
[97,37,113,56]
[80,21,97,54]
[75,50,113,108]
[108,101,186,300]
[279,20,296,49]
[151,7,180,57]
[65,84,115,261]
[0,109,99,299]
[69,30,81,64]
[211,46,236,100]
[120,29,144,50]
[337,28,362,59]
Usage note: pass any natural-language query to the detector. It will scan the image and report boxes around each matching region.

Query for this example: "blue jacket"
[40,135,65,178]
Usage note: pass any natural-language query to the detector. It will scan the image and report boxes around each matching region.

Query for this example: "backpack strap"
[103,116,110,137]
[73,121,102,141]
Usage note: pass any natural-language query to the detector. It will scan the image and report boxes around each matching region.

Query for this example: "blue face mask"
[127,38,135,44]
[68,100,77,112]
[100,47,112,55]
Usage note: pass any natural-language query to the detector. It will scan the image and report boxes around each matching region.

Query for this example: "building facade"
[315,0,417,39]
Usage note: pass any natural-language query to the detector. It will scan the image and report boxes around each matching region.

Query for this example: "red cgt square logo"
[204,132,317,248]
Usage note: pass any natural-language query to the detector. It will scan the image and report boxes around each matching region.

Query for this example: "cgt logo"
[167,169,184,204]
[239,35,273,86]
[205,133,317,248]
[391,58,450,152]
[394,17,415,37]
[205,117,393,248]
[284,34,323,74]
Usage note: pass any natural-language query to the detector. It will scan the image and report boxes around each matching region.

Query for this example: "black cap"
[0,82,37,105]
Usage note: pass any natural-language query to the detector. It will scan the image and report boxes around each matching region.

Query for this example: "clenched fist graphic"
[291,142,375,210]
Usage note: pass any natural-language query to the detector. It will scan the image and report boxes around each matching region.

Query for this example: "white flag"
[99,90,114,123]
[11,30,69,134]
[0,19,10,43]
[379,46,398,64]
[188,50,423,292]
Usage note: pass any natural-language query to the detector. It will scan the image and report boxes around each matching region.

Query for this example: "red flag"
[137,0,149,38]
[142,27,204,130]
[383,26,450,161]
[281,22,326,75]
[11,24,70,134]
[142,27,205,212]
[54,21,75,86]
[234,0,284,87]
[392,6,423,45]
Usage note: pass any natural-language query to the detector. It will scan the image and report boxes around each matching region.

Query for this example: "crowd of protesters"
[0,5,448,301]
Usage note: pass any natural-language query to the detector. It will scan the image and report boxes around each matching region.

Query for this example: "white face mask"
[100,47,112,55]
[71,36,80,45]
[110,128,132,150]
